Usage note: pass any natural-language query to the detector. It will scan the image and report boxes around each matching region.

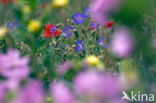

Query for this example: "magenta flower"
[90,0,122,25]
[110,27,134,57]
[0,49,30,81]
[56,61,72,75]
[74,70,121,100]
[13,80,44,103]
[51,81,76,103]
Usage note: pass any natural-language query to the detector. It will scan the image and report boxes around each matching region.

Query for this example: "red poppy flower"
[44,24,61,38]
[105,22,115,28]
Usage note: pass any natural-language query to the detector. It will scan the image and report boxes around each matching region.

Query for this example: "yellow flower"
[52,0,69,8]
[0,27,8,39]
[23,5,31,14]
[27,20,41,33]
[86,55,100,66]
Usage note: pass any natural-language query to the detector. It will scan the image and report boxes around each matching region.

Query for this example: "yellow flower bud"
[86,55,100,66]
[52,0,69,8]
[27,20,41,33]
[23,5,31,14]
[0,27,8,39]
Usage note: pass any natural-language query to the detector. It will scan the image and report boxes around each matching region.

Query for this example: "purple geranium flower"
[83,7,90,18]
[63,25,73,38]
[75,40,84,53]
[89,22,98,29]
[97,36,105,48]
[72,13,85,24]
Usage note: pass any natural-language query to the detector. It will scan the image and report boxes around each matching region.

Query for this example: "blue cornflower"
[63,25,73,38]
[83,7,90,18]
[89,23,98,29]
[72,13,85,24]
[76,40,84,53]
[98,36,105,48]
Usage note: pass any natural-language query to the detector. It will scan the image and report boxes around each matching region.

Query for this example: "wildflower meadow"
[0,0,156,103]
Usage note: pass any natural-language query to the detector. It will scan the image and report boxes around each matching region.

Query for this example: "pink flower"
[90,0,122,25]
[0,82,8,103]
[51,81,75,103]
[0,49,30,81]
[56,62,72,75]
[74,70,121,100]
[13,80,44,103]
[110,27,134,57]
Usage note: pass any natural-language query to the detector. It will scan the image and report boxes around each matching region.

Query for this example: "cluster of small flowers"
[41,7,115,54]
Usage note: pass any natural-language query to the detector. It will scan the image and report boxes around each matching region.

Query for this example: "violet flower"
[75,40,84,53]
[97,36,105,48]
[83,7,90,18]
[63,25,73,38]
[72,13,85,24]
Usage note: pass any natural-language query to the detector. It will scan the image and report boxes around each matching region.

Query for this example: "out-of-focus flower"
[51,81,75,103]
[56,61,72,75]
[0,27,8,39]
[27,20,41,33]
[0,0,9,4]
[52,0,69,8]
[44,24,61,38]
[0,49,30,81]
[0,0,16,4]
[74,70,121,100]
[90,0,122,25]
[86,55,100,66]
[97,36,105,48]
[0,83,8,103]
[89,22,98,30]
[13,81,44,103]
[83,7,90,18]
[72,13,85,24]
[22,5,31,14]
[75,40,84,53]
[105,21,115,28]
[110,27,134,58]
[63,25,73,38]
[6,19,18,31]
